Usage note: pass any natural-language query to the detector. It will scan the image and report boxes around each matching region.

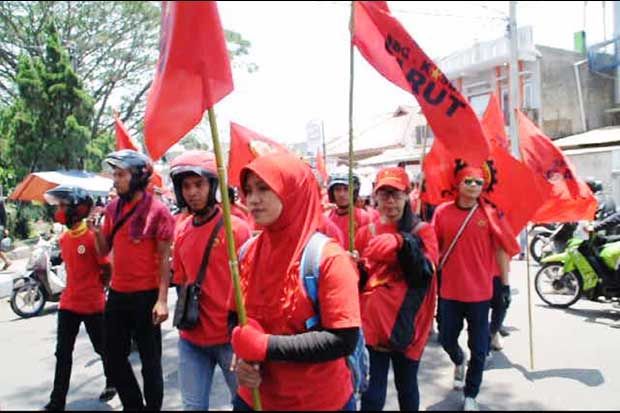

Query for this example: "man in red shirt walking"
[90,150,175,411]
[43,186,116,410]
[169,151,251,409]
[326,172,370,250]
[432,167,513,411]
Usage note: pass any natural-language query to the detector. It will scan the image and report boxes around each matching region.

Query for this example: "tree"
[5,24,94,180]
[0,1,256,145]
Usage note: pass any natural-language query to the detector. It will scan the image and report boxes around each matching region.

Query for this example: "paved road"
[0,260,619,410]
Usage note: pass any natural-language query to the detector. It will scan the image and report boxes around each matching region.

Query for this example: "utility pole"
[508,0,520,160]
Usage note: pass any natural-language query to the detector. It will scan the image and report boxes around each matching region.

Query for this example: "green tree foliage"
[4,24,93,180]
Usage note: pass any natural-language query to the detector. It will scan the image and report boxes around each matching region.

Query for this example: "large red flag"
[144,1,233,160]
[227,122,289,187]
[114,112,139,151]
[352,1,489,166]
[482,93,509,151]
[518,110,597,223]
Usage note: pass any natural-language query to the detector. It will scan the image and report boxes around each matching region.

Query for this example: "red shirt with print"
[355,220,437,360]
[327,207,370,250]
[174,210,251,346]
[432,201,498,302]
[237,241,361,411]
[103,197,175,293]
[59,226,108,314]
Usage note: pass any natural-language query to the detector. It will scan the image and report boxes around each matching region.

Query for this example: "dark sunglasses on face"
[376,189,406,201]
[463,177,485,187]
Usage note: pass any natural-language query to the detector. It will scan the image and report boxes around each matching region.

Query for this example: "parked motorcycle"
[529,222,577,263]
[10,235,65,318]
[535,232,620,308]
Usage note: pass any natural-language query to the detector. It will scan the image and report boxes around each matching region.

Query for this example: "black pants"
[489,277,509,336]
[105,289,162,411]
[49,309,113,409]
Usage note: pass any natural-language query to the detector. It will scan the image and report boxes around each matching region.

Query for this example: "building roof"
[552,125,620,150]
[563,145,620,156]
[358,146,426,166]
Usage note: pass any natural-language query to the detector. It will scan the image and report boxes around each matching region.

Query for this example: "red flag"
[518,110,597,223]
[316,148,328,185]
[482,94,509,151]
[227,122,289,187]
[352,1,489,166]
[144,1,233,160]
[113,112,138,151]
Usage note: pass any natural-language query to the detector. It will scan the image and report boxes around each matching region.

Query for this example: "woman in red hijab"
[355,167,438,411]
[230,153,361,411]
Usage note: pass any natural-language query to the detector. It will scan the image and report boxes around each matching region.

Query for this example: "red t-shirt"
[318,215,345,246]
[171,211,191,285]
[237,241,361,411]
[355,220,437,360]
[432,201,498,302]
[173,211,251,346]
[59,226,108,314]
[103,197,175,293]
[327,207,370,250]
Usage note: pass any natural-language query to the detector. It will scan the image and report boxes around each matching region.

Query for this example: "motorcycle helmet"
[169,150,219,214]
[585,177,603,193]
[44,185,94,228]
[327,172,360,204]
[103,150,153,200]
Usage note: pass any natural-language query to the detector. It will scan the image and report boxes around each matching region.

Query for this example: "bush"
[4,201,49,240]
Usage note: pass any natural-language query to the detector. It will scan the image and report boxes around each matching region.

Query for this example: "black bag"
[173,216,223,331]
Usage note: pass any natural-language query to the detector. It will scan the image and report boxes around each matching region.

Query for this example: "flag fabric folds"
[352,1,489,166]
[227,122,289,187]
[518,110,597,223]
[144,1,233,160]
[114,112,139,152]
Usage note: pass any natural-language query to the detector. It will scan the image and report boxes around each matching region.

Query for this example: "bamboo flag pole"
[416,133,430,216]
[207,108,262,410]
[524,225,535,370]
[347,1,355,253]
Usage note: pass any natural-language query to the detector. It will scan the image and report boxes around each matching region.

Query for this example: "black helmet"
[169,150,219,212]
[585,177,603,193]
[327,172,360,203]
[44,185,93,228]
[103,150,153,200]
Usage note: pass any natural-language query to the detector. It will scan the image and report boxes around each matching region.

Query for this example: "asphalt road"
[0,260,619,411]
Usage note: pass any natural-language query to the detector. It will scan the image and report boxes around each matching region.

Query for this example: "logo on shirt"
[77,245,86,255]
[477,219,488,228]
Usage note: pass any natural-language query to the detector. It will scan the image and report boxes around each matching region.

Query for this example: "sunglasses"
[463,177,485,187]
[376,189,407,201]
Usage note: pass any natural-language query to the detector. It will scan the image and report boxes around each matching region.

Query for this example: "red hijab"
[239,153,322,332]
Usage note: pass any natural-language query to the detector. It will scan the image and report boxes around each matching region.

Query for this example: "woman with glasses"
[355,167,438,411]
[431,166,517,411]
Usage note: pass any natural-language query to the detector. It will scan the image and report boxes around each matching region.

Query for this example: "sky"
[200,1,613,150]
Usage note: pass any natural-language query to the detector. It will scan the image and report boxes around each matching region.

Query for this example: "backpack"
[238,232,370,396]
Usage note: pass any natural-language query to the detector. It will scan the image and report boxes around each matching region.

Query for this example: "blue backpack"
[238,232,370,396]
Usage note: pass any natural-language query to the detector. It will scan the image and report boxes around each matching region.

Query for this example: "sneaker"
[463,397,479,411]
[453,361,466,390]
[98,387,117,402]
[491,332,503,351]
[43,402,64,411]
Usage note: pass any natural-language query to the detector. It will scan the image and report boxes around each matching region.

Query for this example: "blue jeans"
[232,394,356,411]
[439,298,490,399]
[178,338,237,410]
[361,348,420,411]
[489,277,508,336]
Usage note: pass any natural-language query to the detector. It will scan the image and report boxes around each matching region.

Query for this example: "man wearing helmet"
[43,186,116,410]
[326,172,371,250]
[89,150,175,410]
[169,150,251,410]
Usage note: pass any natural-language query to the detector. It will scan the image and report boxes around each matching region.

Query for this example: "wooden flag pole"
[524,225,535,370]
[416,133,430,216]
[207,108,262,410]
[348,1,355,253]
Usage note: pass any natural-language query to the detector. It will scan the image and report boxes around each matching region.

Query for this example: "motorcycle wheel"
[534,263,583,308]
[10,283,46,318]
[530,234,550,263]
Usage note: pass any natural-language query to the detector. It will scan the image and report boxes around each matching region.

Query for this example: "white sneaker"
[463,397,479,411]
[453,361,466,390]
[491,332,503,351]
